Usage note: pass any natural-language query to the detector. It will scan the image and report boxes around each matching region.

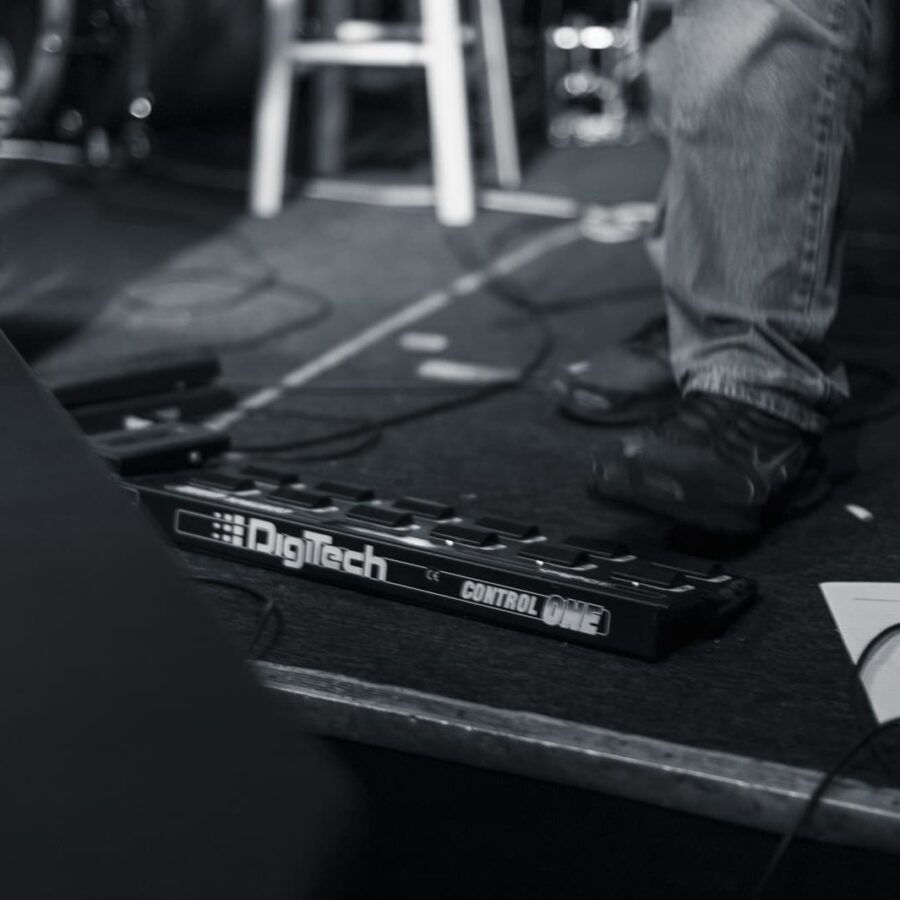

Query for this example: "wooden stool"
[249,0,521,226]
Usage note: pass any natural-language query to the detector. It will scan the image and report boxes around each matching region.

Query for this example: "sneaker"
[589,393,830,533]
[555,316,679,425]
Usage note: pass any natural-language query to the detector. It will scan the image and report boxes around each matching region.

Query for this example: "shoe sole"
[589,452,832,535]
[559,388,680,427]
[590,483,764,533]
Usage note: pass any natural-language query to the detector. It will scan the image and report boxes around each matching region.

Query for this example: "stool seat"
[286,40,429,67]
[334,20,478,44]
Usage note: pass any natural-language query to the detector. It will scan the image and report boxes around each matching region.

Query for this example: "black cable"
[750,719,900,898]
[223,222,559,457]
[229,353,540,458]
[847,625,898,736]
[236,419,384,461]
[847,622,900,783]
[129,152,661,314]
[166,289,332,354]
[98,166,900,446]
[220,380,552,457]
[449,224,900,430]
[444,223,900,431]
[854,623,900,684]
[223,379,501,394]
[120,264,328,325]
[237,342,545,454]
[84,177,555,460]
[227,203,652,458]
[828,360,900,429]
[121,272,334,353]
[191,576,283,661]
[122,266,273,318]
[223,380,538,456]
[277,427,383,462]
[751,626,900,898]
[94,172,588,458]
[89,184,336,354]
[231,406,378,454]
[443,212,660,314]
[237,406,372,426]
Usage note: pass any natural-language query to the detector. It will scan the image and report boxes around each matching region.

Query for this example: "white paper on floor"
[399,332,449,353]
[820,582,900,724]
[416,359,519,385]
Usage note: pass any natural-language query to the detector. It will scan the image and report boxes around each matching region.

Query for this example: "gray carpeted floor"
[3,123,900,784]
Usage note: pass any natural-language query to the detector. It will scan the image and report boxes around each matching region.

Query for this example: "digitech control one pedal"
[125,465,757,659]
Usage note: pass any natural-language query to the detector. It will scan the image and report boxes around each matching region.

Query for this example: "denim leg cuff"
[682,370,829,434]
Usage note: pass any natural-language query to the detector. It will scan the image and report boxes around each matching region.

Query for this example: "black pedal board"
[71,385,237,433]
[47,351,221,409]
[93,423,229,476]
[126,465,757,659]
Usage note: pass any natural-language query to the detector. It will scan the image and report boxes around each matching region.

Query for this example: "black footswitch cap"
[610,561,687,590]
[50,350,221,409]
[637,547,722,578]
[270,488,334,510]
[192,473,257,493]
[518,544,590,567]
[316,481,376,502]
[394,497,456,520]
[564,535,630,559]
[91,423,229,476]
[241,465,300,486]
[475,516,541,540]
[347,505,414,528]
[430,523,500,548]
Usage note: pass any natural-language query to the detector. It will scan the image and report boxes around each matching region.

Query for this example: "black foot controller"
[125,465,757,659]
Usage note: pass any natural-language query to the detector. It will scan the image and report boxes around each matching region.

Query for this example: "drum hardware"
[0,0,153,168]
[0,137,83,166]
[543,2,655,148]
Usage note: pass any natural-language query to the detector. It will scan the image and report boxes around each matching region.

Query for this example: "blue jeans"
[645,0,872,432]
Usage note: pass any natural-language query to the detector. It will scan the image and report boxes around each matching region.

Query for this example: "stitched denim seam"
[683,372,827,432]
[793,0,845,338]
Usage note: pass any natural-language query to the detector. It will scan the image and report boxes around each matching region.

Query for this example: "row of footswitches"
[176,467,726,591]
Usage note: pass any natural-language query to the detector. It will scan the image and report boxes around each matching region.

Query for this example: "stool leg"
[477,0,522,189]
[420,0,476,227]
[311,0,352,176]
[250,0,302,218]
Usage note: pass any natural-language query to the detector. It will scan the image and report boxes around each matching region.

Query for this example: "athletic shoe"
[555,316,678,425]
[589,392,830,533]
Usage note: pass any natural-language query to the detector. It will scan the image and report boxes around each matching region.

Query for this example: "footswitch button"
[315,481,376,502]
[564,535,630,559]
[348,505,414,528]
[431,523,500,547]
[645,550,722,578]
[475,516,540,540]
[91,422,229,477]
[192,473,257,493]
[270,488,334,510]
[394,497,456,520]
[611,561,687,589]
[518,544,590,567]
[242,465,300,486]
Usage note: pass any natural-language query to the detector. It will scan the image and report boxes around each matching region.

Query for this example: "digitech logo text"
[210,512,388,580]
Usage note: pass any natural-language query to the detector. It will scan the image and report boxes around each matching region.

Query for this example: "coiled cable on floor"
[751,624,900,898]
[192,576,283,661]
